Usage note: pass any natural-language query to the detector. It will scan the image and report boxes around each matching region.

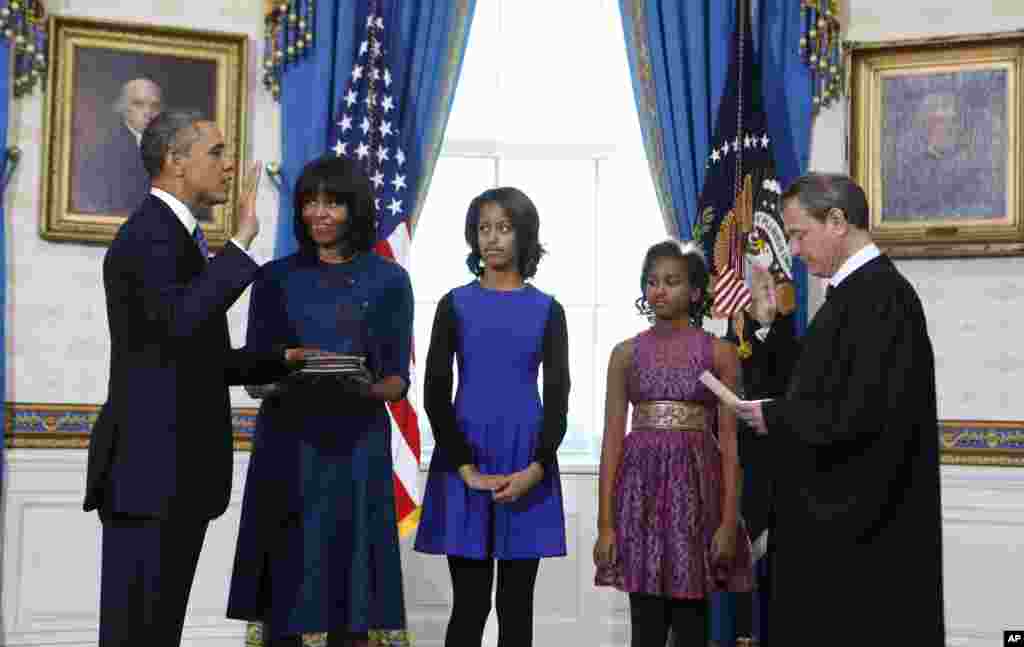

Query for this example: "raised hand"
[749,264,778,326]
[234,161,263,249]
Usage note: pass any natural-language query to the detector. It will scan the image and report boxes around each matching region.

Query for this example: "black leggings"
[628,593,707,647]
[445,555,541,647]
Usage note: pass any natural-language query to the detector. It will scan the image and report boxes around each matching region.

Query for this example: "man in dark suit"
[84,110,308,646]
[735,173,945,646]
[73,78,163,214]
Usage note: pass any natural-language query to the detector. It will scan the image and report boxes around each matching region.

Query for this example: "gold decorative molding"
[5,402,258,451]
[6,403,1022,468]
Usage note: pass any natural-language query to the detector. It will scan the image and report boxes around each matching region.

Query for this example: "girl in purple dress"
[594,240,752,646]
[414,187,570,647]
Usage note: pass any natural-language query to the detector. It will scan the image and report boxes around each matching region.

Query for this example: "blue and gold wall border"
[5,404,1024,467]
[941,420,1024,467]
[4,402,260,450]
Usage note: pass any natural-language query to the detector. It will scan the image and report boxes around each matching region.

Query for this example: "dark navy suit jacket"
[84,194,290,520]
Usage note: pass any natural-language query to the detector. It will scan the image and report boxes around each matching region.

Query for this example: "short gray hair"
[140,110,204,179]
[113,78,161,116]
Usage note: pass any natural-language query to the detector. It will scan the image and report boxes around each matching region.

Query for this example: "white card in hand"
[698,371,743,409]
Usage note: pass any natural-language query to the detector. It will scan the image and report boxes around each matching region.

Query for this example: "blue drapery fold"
[0,40,9,481]
[758,0,813,336]
[274,0,476,258]
[619,0,734,239]
[619,0,812,334]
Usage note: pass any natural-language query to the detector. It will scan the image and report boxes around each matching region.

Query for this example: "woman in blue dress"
[414,187,570,647]
[227,156,413,647]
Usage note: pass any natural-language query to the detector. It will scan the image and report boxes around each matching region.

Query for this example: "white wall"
[4,1,1024,646]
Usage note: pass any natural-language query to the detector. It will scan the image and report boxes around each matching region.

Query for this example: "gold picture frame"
[39,15,249,249]
[848,32,1024,257]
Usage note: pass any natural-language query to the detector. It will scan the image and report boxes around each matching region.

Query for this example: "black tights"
[445,555,541,647]
[628,593,707,647]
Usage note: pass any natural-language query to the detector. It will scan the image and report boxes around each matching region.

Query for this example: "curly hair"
[292,155,377,256]
[464,187,546,279]
[635,239,709,327]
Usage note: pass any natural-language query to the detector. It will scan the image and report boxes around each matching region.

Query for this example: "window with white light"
[411,0,666,466]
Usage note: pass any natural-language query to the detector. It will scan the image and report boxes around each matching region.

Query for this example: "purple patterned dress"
[595,323,753,599]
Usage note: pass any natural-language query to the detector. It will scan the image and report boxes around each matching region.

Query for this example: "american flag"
[329,5,421,537]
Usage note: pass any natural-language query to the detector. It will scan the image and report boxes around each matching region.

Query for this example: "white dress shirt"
[829,243,881,289]
[150,187,253,259]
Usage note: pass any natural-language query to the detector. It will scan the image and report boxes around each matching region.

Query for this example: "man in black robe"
[735,173,945,645]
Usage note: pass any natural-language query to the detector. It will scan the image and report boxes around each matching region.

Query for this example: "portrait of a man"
[880,70,1007,222]
[72,78,163,214]
[68,48,217,218]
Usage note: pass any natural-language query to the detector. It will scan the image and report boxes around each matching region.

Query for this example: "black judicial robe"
[761,255,945,645]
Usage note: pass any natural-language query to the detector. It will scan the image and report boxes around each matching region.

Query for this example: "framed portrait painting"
[848,32,1024,257]
[39,15,249,248]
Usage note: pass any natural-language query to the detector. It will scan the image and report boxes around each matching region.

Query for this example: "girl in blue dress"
[227,156,413,647]
[414,187,570,647]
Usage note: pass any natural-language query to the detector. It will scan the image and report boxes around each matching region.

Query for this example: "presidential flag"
[694,5,795,356]
[329,5,421,536]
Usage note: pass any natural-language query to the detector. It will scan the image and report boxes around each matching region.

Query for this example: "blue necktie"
[193,226,209,261]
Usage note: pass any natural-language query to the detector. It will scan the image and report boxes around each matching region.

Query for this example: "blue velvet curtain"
[619,0,735,239]
[0,40,10,482]
[619,0,812,334]
[619,1,815,643]
[274,0,476,258]
[757,0,813,336]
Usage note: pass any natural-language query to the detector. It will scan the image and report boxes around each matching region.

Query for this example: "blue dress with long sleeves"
[414,282,569,560]
[226,251,412,637]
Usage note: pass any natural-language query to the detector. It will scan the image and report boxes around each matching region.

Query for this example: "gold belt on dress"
[632,400,706,432]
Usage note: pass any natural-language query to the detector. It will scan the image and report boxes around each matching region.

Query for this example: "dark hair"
[140,110,203,179]
[464,187,546,279]
[292,156,377,256]
[781,173,870,229]
[635,239,709,327]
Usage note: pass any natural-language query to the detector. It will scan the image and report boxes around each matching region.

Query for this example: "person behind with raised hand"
[414,187,570,647]
[594,240,753,647]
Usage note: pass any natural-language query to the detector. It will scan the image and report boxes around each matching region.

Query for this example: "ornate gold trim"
[7,403,1022,468]
[940,419,1024,467]
[846,31,1024,257]
[5,402,259,451]
[40,15,249,250]
[632,400,707,432]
